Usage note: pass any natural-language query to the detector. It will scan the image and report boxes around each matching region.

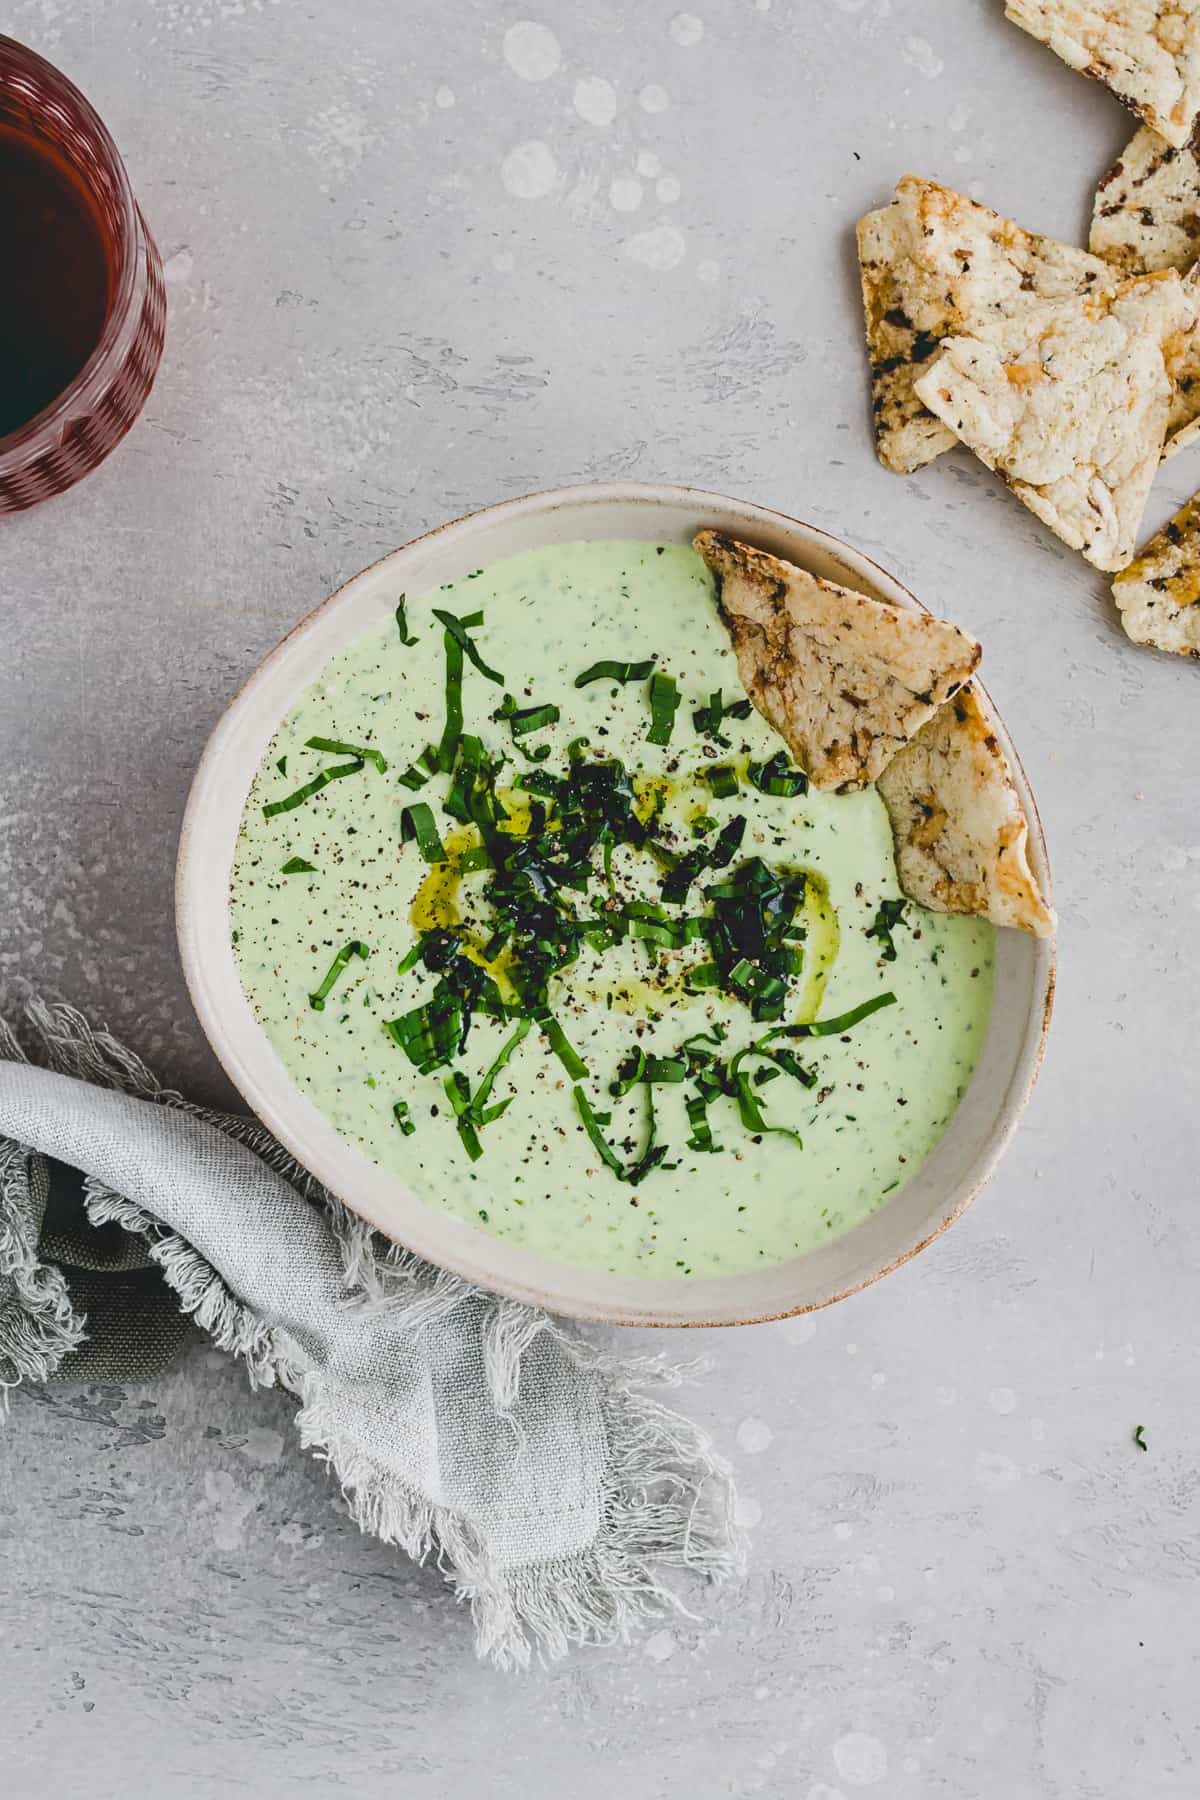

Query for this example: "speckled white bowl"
[176,482,1055,1327]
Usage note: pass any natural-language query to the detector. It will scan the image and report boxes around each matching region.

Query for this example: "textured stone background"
[1,2,1197,1795]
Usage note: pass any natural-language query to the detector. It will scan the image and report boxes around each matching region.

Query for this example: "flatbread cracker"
[858,177,1114,474]
[1089,136,1200,453]
[877,687,1056,938]
[1111,491,1200,654]
[1006,0,1200,151]
[913,270,1194,571]
[694,530,981,792]
[1091,121,1200,273]
[1164,263,1200,454]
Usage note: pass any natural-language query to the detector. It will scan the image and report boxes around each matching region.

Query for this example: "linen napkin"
[0,997,741,1667]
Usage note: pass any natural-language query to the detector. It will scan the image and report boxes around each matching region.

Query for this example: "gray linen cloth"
[0,999,741,1667]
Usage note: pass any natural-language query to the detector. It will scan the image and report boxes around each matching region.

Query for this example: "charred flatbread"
[913,270,1193,570]
[858,176,1114,474]
[1111,490,1200,654]
[1091,121,1200,273]
[694,530,981,791]
[877,686,1056,938]
[1006,0,1200,151]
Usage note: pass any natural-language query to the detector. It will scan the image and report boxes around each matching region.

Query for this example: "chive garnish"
[537,1011,588,1080]
[693,691,753,742]
[392,1098,416,1135]
[276,755,287,776]
[704,764,739,800]
[440,1018,532,1163]
[866,897,907,962]
[395,594,418,646]
[435,627,465,772]
[685,1090,722,1154]
[432,608,505,685]
[792,992,897,1037]
[747,751,808,797]
[473,1016,532,1116]
[610,1049,688,1094]
[646,671,680,746]
[1134,1424,1148,1452]
[572,1084,670,1185]
[400,803,447,864]
[573,1085,626,1177]
[397,764,428,791]
[280,856,317,875]
[308,940,369,1011]
[730,1068,803,1147]
[574,657,655,688]
[263,756,365,818]
[305,734,387,773]
[443,1071,484,1161]
[493,694,560,738]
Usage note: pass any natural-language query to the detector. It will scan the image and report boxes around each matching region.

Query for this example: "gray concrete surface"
[1,2,1197,1795]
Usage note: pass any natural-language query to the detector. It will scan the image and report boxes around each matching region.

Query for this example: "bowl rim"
[176,480,1056,1327]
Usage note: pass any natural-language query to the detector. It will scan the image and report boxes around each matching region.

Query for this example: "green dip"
[230,541,994,1279]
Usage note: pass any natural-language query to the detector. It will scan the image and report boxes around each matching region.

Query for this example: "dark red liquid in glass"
[0,119,113,438]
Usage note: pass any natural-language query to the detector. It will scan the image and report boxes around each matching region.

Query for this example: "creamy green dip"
[231,541,993,1279]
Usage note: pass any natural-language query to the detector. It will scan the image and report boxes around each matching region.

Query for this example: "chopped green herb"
[263,756,365,818]
[305,734,387,773]
[693,691,753,743]
[866,897,907,962]
[400,803,447,864]
[435,627,465,772]
[443,1070,484,1161]
[538,1011,588,1080]
[433,608,505,685]
[280,856,317,875]
[646,671,681,746]
[395,594,418,646]
[685,1088,722,1154]
[473,1016,533,1117]
[573,1085,625,1177]
[704,764,739,800]
[793,992,897,1037]
[276,756,287,776]
[493,694,561,738]
[392,1098,416,1135]
[747,751,808,797]
[397,764,428,792]
[572,1083,671,1185]
[308,940,369,1011]
[574,657,656,688]
[1134,1424,1148,1452]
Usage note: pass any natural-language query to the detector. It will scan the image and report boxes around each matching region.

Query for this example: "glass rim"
[0,33,142,460]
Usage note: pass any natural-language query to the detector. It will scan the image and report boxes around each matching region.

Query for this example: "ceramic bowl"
[176,482,1055,1327]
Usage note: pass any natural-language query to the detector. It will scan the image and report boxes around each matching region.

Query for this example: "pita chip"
[1006,0,1200,151]
[1089,135,1200,453]
[1091,121,1200,273]
[913,270,1194,571]
[858,176,1115,474]
[878,687,1056,938]
[1163,263,1200,454]
[694,530,981,792]
[1111,490,1200,654]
